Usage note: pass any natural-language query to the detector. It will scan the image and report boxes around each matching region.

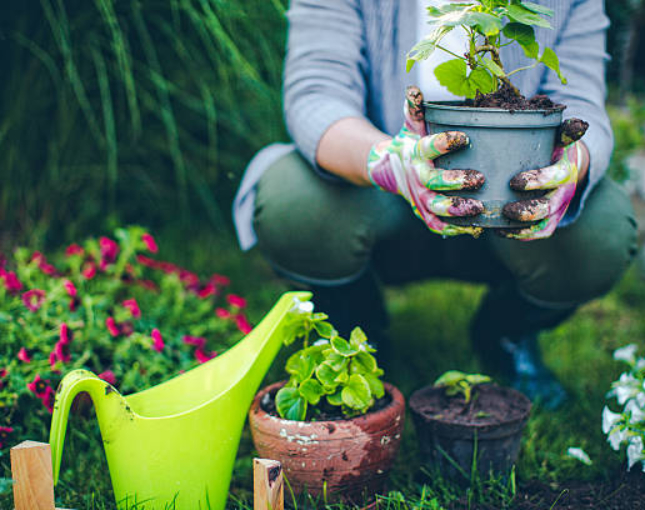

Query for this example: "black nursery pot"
[409,384,531,481]
[425,102,565,229]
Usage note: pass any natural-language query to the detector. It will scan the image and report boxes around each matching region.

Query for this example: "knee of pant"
[519,194,638,306]
[252,159,375,283]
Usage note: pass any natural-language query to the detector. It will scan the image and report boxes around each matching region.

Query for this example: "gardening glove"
[367,86,485,237]
[500,119,589,241]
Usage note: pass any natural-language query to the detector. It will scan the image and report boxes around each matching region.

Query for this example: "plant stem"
[507,62,539,77]
[436,44,467,61]
[477,38,522,97]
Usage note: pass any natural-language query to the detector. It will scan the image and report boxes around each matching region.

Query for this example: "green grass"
[2,227,642,510]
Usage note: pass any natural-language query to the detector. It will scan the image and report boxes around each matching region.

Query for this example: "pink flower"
[215,308,231,319]
[49,352,58,371]
[27,374,49,398]
[42,386,55,413]
[183,335,206,350]
[227,294,247,309]
[22,289,46,312]
[141,233,158,253]
[53,340,71,364]
[0,426,14,449]
[195,348,217,364]
[211,274,231,287]
[235,314,253,334]
[151,329,165,352]
[69,297,80,312]
[31,251,57,275]
[106,317,120,337]
[2,271,23,293]
[60,323,72,344]
[98,370,116,385]
[0,368,7,390]
[197,283,216,299]
[99,237,119,264]
[180,270,200,289]
[137,254,161,269]
[82,262,97,279]
[122,298,141,318]
[65,244,84,257]
[63,280,77,298]
[18,347,32,364]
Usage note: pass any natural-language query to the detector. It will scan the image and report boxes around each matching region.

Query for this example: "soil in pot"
[249,381,405,504]
[410,384,531,482]
[469,82,562,111]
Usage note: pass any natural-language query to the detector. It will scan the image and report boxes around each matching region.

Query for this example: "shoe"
[499,334,568,410]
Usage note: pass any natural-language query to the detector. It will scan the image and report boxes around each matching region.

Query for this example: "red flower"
[235,314,253,334]
[137,254,160,269]
[122,298,141,318]
[151,329,165,352]
[22,289,46,312]
[141,233,158,253]
[210,274,231,287]
[183,335,206,350]
[53,341,71,364]
[18,347,32,364]
[31,251,57,276]
[98,370,116,385]
[42,386,55,413]
[0,368,7,390]
[63,280,77,298]
[82,262,97,279]
[227,294,247,309]
[195,348,218,364]
[215,308,231,319]
[65,244,84,257]
[0,426,14,449]
[179,270,200,289]
[27,374,50,398]
[1,271,23,293]
[59,323,72,345]
[106,317,120,337]
[99,237,119,264]
[197,283,217,299]
[69,297,80,312]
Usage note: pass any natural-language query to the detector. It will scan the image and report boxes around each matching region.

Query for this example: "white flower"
[626,436,645,470]
[636,358,645,371]
[611,373,640,405]
[625,400,645,423]
[603,407,623,434]
[566,447,592,466]
[608,426,628,451]
[614,344,638,364]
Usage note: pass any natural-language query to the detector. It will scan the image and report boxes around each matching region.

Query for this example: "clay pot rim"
[250,380,405,429]
[409,383,531,431]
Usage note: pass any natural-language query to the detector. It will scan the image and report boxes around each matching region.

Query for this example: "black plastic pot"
[424,102,564,228]
[409,384,531,481]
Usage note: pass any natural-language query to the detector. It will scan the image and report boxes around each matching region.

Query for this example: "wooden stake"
[253,458,284,510]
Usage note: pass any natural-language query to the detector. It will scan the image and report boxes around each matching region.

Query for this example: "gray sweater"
[234,0,612,250]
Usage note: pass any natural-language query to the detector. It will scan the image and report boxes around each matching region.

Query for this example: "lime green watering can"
[49,291,311,510]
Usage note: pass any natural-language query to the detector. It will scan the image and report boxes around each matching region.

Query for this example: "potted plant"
[249,308,405,503]
[407,1,588,228]
[409,371,531,481]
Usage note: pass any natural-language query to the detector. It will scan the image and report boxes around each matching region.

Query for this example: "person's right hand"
[367,86,485,237]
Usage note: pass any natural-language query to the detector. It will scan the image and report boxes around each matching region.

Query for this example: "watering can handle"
[49,369,124,485]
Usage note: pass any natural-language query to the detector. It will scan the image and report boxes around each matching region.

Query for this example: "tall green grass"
[0,0,288,241]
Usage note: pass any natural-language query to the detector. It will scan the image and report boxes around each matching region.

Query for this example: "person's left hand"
[499,120,588,241]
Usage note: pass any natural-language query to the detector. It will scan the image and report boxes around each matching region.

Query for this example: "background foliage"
[0,0,643,244]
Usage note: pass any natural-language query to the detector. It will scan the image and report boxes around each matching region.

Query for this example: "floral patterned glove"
[500,118,588,241]
[367,86,485,237]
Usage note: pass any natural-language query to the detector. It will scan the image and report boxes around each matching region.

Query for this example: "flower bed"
[0,227,251,452]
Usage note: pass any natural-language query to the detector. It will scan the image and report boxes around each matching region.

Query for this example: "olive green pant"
[253,150,638,312]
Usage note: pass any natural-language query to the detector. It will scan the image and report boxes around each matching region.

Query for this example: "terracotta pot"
[249,381,405,502]
[410,384,531,481]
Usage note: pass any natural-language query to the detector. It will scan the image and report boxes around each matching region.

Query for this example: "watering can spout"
[50,369,129,485]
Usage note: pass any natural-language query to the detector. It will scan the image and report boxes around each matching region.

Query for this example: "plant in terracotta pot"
[249,302,405,503]
[407,1,589,230]
[410,371,531,481]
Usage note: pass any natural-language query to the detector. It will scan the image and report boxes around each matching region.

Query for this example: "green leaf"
[285,351,315,382]
[364,373,385,399]
[481,57,505,77]
[435,370,467,386]
[434,59,495,99]
[275,387,307,421]
[313,320,335,338]
[406,25,455,71]
[327,391,343,407]
[540,47,567,84]
[341,374,373,412]
[315,362,340,389]
[503,23,539,59]
[331,336,358,357]
[507,4,552,29]
[467,12,503,36]
[520,1,554,17]
[465,374,492,385]
[324,350,350,371]
[350,352,378,374]
[299,379,325,405]
[349,327,368,349]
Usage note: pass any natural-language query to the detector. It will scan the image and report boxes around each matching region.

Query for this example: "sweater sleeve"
[283,0,368,170]
[539,0,613,226]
